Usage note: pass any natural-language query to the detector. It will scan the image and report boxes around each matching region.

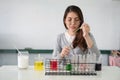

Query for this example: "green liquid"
[66,64,72,71]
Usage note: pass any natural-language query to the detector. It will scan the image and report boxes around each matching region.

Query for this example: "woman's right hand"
[60,46,70,58]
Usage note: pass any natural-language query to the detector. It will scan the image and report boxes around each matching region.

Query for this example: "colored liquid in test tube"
[50,60,58,70]
[66,64,72,71]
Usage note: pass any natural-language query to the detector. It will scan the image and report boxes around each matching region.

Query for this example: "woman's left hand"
[81,23,90,37]
[81,23,93,48]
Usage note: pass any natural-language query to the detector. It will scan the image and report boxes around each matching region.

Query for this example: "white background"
[0,0,120,50]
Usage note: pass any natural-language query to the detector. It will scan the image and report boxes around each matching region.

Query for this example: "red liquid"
[50,60,57,70]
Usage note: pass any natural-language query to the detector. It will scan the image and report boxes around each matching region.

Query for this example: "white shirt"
[65,31,75,45]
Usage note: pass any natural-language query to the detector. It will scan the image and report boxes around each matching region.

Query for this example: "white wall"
[0,0,120,50]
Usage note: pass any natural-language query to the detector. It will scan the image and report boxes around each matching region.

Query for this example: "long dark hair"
[63,5,87,51]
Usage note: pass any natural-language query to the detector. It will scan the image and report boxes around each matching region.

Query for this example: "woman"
[52,5,100,61]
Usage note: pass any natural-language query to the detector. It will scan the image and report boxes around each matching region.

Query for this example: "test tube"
[95,55,102,71]
[50,59,58,70]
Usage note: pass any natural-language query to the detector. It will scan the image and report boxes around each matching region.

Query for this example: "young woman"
[52,5,100,61]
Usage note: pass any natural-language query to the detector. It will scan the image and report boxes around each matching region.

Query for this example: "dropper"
[71,26,82,55]
[74,27,82,33]
[66,26,82,56]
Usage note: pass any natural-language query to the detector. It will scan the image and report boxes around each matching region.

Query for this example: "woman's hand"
[81,23,93,48]
[81,23,90,37]
[60,46,70,58]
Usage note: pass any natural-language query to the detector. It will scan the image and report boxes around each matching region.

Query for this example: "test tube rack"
[45,59,97,75]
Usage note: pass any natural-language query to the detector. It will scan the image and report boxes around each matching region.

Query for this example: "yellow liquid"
[34,61,44,71]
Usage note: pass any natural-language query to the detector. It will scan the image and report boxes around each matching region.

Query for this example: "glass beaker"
[18,51,29,69]
[34,54,44,71]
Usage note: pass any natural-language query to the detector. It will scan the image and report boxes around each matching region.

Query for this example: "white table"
[0,65,120,80]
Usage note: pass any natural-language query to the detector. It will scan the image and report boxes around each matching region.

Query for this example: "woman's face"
[65,12,80,32]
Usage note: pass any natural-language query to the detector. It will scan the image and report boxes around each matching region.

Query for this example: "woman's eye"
[75,18,80,21]
[68,19,71,21]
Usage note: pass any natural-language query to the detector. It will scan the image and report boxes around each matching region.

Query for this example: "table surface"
[0,65,120,80]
